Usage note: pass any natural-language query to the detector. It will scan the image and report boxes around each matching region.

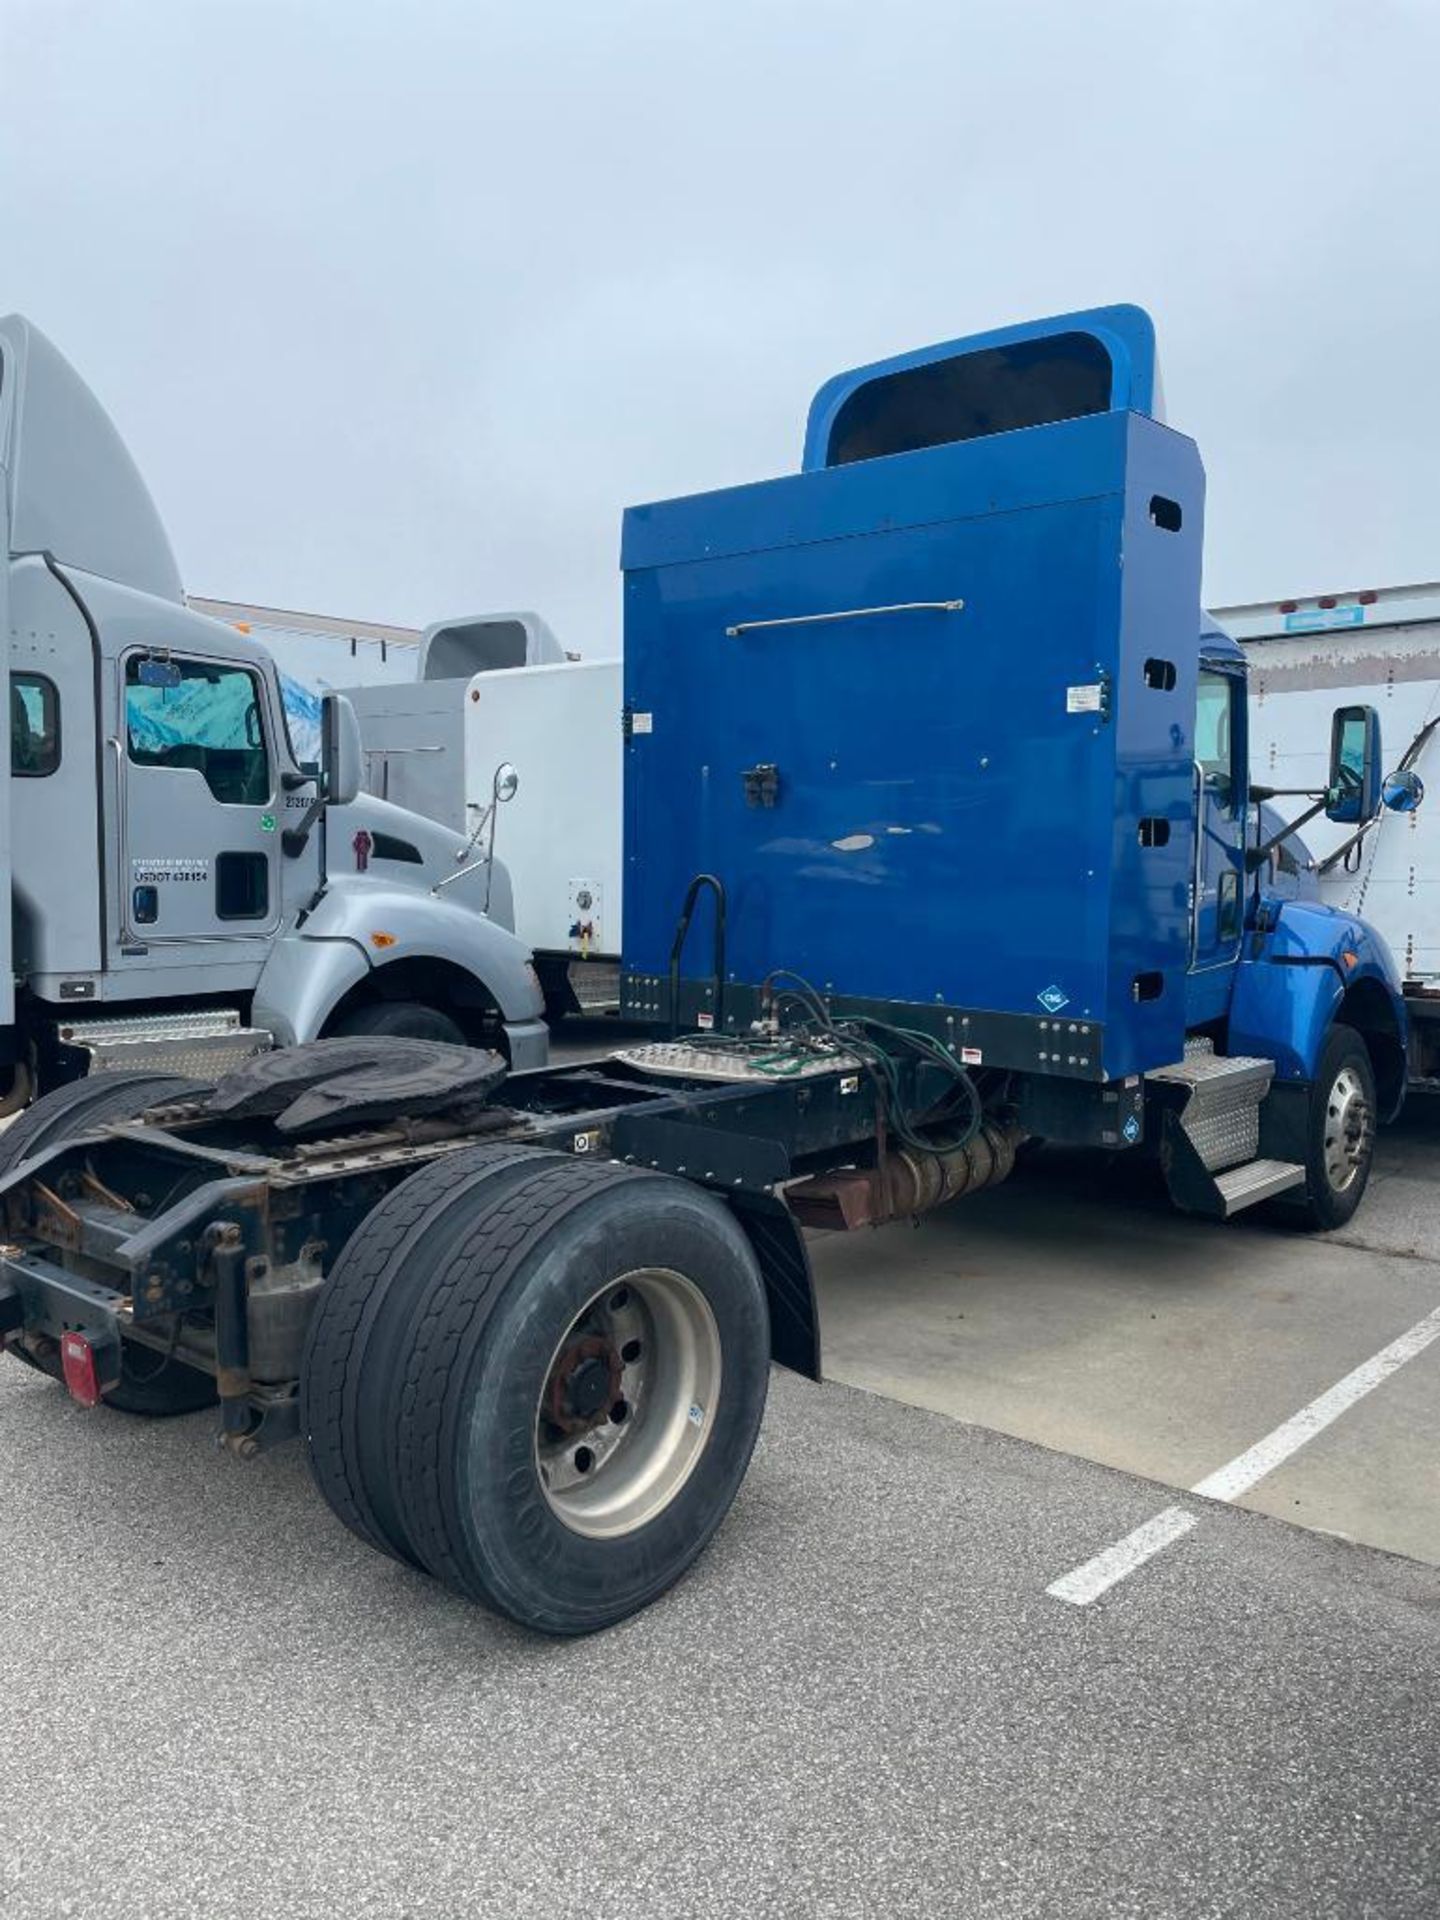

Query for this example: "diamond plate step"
[1213,1158,1305,1216]
[57,1009,272,1079]
[1146,1051,1277,1172]
[568,959,621,1012]
[613,1039,864,1085]
[1146,1051,1275,1115]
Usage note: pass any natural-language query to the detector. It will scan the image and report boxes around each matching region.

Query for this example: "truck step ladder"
[1145,1040,1305,1218]
[55,1009,272,1080]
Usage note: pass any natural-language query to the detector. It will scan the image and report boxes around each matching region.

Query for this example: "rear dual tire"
[302,1152,770,1634]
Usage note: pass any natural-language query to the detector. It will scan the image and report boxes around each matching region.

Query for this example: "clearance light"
[59,1332,103,1407]
[369,932,397,950]
[1342,950,1359,970]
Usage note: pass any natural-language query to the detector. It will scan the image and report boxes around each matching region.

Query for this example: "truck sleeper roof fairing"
[621,304,1204,1082]
[800,302,1164,471]
[0,314,182,603]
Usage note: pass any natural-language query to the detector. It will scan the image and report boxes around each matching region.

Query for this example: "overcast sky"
[4,0,1438,650]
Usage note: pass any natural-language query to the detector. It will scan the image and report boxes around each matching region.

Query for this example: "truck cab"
[0,315,547,1096]
[621,303,1417,1229]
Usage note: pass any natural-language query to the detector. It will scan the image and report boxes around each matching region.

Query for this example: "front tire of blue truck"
[1287,1023,1377,1232]
[309,1156,772,1634]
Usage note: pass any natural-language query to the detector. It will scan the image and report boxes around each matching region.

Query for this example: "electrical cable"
[671,969,986,1152]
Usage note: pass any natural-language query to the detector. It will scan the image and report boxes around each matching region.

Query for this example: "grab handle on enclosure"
[725,599,964,639]
[668,873,727,1038]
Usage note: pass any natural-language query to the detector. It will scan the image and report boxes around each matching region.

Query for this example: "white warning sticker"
[960,1045,984,1066]
[1066,683,1104,714]
[630,711,654,735]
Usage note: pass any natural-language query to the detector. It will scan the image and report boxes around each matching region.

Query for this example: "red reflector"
[1318,595,1337,609]
[59,1332,103,1407]
[1278,601,1298,614]
[1359,590,1378,605]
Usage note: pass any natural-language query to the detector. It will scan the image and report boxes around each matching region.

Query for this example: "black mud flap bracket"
[607,1112,820,1381]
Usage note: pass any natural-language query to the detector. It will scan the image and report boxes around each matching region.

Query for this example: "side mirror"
[1382,767,1425,813]
[322,692,364,807]
[493,761,519,804]
[1325,704,1381,825]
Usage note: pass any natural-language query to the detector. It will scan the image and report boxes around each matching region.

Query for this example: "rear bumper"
[0,1251,124,1388]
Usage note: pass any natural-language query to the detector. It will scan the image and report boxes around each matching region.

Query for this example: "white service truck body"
[466,658,623,1012]
[1224,583,1440,1086]
[344,634,623,1017]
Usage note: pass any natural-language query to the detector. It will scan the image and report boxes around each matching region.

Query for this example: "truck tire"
[386,1158,771,1635]
[0,1070,218,1415]
[1287,1023,1377,1232]
[0,1069,202,1178]
[331,1002,468,1048]
[300,1141,566,1566]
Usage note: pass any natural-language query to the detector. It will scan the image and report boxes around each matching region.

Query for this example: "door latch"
[742,763,780,809]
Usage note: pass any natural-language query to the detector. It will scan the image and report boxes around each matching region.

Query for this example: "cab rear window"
[11,673,60,777]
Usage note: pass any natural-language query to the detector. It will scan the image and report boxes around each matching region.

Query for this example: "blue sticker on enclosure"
[1283,606,1364,632]
[1037,985,1070,1014]
[1122,1113,1141,1144]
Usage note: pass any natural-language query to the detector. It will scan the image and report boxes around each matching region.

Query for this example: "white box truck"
[345,637,623,1020]
[1224,583,1440,1087]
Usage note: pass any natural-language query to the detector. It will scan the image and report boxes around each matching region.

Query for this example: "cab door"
[1186,664,1246,1023]
[118,650,281,947]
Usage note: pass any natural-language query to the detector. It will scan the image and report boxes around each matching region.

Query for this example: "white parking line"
[1047,1299,1440,1607]
[1046,1506,1198,1606]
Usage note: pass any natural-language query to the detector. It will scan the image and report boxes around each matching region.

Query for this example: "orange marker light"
[1342,950,1359,970]
[369,932,397,950]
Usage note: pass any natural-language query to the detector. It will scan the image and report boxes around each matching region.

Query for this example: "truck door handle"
[725,599,964,638]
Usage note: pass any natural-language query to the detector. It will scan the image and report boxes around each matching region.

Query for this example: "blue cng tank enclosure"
[620,305,1204,1084]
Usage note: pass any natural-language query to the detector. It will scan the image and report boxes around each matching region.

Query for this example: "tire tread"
[300,1144,564,1560]
[391,1159,643,1599]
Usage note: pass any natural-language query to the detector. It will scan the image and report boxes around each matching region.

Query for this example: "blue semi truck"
[0,304,1420,1633]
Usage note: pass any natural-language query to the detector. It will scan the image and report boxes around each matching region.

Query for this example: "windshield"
[278,672,323,776]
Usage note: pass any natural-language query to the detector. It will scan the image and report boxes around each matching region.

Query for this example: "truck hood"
[327,792,516,932]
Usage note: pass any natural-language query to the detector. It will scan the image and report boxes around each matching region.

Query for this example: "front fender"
[254,878,544,1044]
[252,934,371,1047]
[1229,899,1406,1092]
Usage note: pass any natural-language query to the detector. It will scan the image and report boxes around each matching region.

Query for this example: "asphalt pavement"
[1,1350,1437,1917]
[1,1028,1436,1916]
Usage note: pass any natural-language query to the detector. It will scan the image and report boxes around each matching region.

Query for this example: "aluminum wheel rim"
[1323,1064,1371,1194]
[535,1268,722,1540]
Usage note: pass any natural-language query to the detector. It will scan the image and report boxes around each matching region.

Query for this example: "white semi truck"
[0,314,548,1101]
[1225,583,1440,1088]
